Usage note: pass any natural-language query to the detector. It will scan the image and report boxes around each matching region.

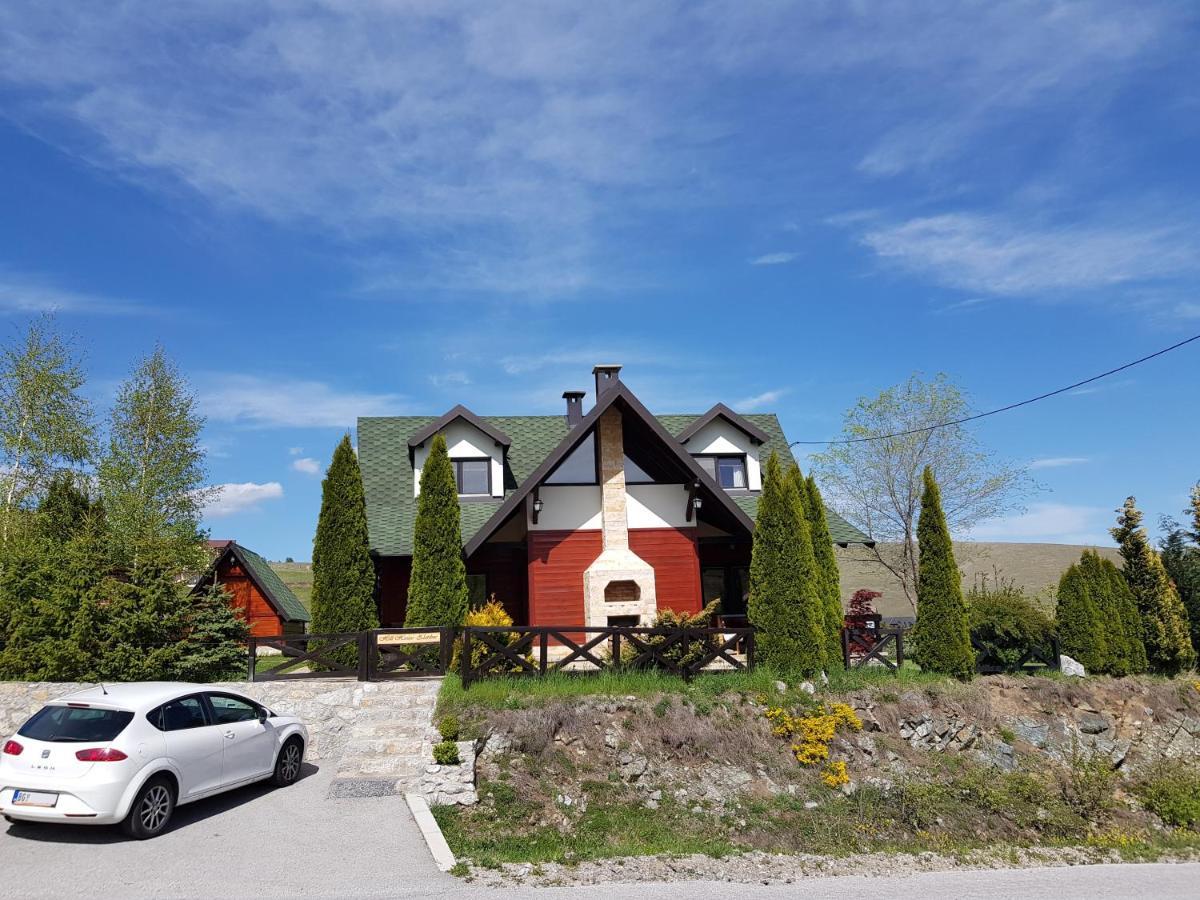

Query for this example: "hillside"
[836,541,1121,618]
[269,561,313,611]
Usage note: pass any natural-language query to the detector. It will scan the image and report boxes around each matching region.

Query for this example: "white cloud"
[859,213,1200,297]
[290,457,321,476]
[749,252,798,266]
[203,482,284,518]
[287,447,303,456]
[199,375,403,429]
[968,503,1111,545]
[0,268,149,316]
[0,3,1182,296]
[1028,457,1090,470]
[735,389,787,411]
[428,371,471,388]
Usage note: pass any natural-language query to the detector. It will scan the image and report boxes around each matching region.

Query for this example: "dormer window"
[695,454,747,490]
[454,458,491,496]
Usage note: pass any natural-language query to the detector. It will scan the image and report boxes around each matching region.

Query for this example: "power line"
[789,331,1200,447]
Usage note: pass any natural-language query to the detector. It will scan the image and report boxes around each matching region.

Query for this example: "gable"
[359,407,872,556]
[193,543,310,623]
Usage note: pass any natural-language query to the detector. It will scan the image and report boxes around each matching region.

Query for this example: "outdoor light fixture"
[533,498,544,514]
[692,497,703,511]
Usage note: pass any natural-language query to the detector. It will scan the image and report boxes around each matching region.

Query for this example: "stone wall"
[0,680,426,762]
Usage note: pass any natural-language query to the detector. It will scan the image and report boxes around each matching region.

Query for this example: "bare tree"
[810,373,1029,613]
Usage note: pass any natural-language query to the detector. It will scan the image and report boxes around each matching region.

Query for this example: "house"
[358,365,872,628]
[193,540,311,637]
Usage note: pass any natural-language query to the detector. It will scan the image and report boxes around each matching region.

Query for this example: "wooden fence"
[972,636,1061,675]
[249,627,453,682]
[842,626,905,671]
[249,624,755,684]
[458,624,755,687]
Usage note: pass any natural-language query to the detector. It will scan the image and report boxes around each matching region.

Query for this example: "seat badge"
[41,749,50,759]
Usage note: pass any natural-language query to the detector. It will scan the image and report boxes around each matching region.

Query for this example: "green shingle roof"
[358,410,871,556]
[196,543,311,623]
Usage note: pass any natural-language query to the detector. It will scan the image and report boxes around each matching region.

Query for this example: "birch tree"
[810,374,1028,613]
[98,346,211,572]
[0,316,94,544]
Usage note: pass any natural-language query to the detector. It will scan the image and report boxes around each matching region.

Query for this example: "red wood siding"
[630,527,702,615]
[215,560,284,638]
[528,528,701,625]
[527,530,602,626]
[376,556,411,627]
[468,543,529,624]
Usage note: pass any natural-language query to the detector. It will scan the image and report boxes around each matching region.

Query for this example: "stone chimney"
[563,391,586,428]
[582,407,656,626]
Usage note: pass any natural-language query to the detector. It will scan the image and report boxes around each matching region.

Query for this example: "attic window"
[454,459,491,496]
[695,454,747,490]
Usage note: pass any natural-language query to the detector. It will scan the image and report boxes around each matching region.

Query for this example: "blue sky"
[1,2,1198,560]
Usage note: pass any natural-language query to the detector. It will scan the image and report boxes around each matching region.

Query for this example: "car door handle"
[224,730,235,739]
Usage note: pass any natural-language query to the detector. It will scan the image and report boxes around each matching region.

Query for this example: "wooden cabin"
[193,540,310,638]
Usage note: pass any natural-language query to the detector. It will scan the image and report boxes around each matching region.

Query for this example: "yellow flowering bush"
[764,702,862,786]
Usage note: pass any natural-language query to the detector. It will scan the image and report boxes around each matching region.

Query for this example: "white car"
[0,683,308,839]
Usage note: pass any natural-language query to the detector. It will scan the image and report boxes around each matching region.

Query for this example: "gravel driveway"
[3,765,1198,899]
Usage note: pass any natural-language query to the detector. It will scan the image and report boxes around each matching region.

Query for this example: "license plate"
[13,790,58,808]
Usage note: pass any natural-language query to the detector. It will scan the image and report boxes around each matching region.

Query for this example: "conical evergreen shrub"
[1112,497,1195,675]
[405,433,468,628]
[748,453,824,674]
[311,435,379,660]
[911,467,974,679]
[803,473,844,666]
[1056,561,1108,673]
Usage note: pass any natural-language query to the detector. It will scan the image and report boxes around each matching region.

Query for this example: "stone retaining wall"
[0,680,431,762]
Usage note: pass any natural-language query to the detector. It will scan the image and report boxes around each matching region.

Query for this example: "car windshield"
[18,705,135,743]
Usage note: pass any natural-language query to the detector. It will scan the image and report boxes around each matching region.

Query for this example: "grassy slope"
[837,542,1122,618]
[268,561,313,611]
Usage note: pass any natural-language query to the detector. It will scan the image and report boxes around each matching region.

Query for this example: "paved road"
[2,768,1197,898]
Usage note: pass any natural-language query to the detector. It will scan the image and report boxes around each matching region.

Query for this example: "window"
[20,706,134,742]
[454,458,491,495]
[695,455,748,490]
[207,694,262,725]
[545,433,597,484]
[150,697,208,732]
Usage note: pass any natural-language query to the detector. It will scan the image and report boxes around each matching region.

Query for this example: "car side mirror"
[257,709,269,724]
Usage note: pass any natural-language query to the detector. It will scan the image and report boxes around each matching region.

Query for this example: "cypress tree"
[803,473,844,666]
[1100,553,1148,675]
[748,453,824,674]
[311,435,379,646]
[911,467,974,679]
[787,464,827,671]
[405,433,468,627]
[1056,561,1107,673]
[1112,497,1196,676]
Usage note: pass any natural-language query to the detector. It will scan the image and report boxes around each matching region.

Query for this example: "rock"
[604,730,619,750]
[1077,712,1110,736]
[648,790,663,801]
[820,671,830,686]
[1060,655,1086,677]
[803,800,821,809]
[773,680,787,693]
[799,681,816,696]
[1013,719,1049,748]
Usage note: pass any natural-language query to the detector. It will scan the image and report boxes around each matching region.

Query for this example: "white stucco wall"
[681,419,762,490]
[413,419,504,498]
[528,484,694,531]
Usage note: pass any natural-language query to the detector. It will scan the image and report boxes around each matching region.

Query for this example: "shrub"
[406,433,469,628]
[848,589,881,618]
[453,597,529,675]
[438,715,461,742]
[1058,742,1116,818]
[967,573,1054,670]
[620,600,721,671]
[1136,764,1200,829]
[1056,562,1108,673]
[433,740,461,766]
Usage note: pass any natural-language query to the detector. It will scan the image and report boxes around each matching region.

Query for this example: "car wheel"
[272,737,304,787]
[122,776,175,840]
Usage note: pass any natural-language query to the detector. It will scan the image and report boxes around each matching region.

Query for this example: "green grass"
[433,779,737,868]
[268,561,313,611]
[254,655,300,675]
